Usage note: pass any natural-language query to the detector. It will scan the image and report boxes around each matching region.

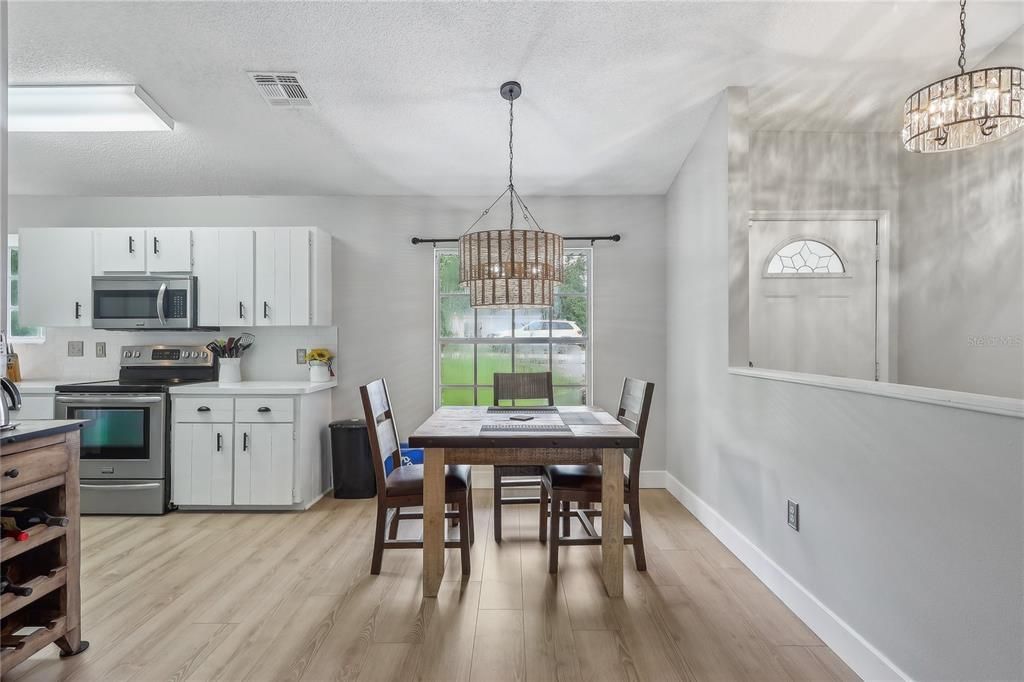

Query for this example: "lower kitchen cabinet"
[172,422,234,506]
[169,386,332,510]
[233,423,294,506]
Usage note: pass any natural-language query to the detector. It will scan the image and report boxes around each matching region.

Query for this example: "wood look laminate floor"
[8,490,858,682]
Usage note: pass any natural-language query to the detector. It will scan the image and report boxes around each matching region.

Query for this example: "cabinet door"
[192,229,221,327]
[217,229,255,326]
[233,423,293,505]
[18,228,94,327]
[148,229,192,272]
[254,228,293,326]
[172,422,233,506]
[96,228,147,272]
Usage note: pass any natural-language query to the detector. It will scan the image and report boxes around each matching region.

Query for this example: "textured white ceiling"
[8,1,1023,197]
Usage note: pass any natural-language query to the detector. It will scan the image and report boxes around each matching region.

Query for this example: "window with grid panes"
[435,248,591,407]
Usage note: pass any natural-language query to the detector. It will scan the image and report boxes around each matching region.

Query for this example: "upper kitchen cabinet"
[95,228,148,272]
[192,228,255,327]
[254,227,333,326]
[19,228,94,327]
[147,229,193,272]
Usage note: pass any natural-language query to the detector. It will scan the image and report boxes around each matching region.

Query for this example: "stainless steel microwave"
[92,276,198,330]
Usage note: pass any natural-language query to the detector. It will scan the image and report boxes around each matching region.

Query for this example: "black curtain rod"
[411,234,621,246]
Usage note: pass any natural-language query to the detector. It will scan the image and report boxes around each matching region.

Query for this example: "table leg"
[601,448,624,598]
[423,447,446,597]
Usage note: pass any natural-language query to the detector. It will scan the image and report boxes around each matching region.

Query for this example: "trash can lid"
[330,419,366,429]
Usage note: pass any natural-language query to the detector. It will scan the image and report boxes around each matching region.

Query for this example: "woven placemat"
[480,423,573,433]
[486,406,558,413]
[559,412,602,425]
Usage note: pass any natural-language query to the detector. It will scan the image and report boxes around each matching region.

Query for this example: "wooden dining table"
[408,405,640,598]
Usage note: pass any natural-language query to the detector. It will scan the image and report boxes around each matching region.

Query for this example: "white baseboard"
[663,472,909,682]
[470,465,668,490]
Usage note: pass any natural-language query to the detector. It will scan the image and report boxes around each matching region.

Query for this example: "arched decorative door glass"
[766,239,845,275]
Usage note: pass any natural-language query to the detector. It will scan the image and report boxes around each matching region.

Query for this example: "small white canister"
[219,358,242,384]
[309,361,331,383]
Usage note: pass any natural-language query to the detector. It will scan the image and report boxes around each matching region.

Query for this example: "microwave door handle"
[157,282,168,326]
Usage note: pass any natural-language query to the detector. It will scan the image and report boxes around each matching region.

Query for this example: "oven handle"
[157,282,168,326]
[55,393,162,403]
[81,482,161,490]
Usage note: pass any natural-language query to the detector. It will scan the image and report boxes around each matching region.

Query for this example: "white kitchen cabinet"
[170,384,332,510]
[233,423,294,506]
[147,228,193,272]
[254,227,332,326]
[18,228,94,327]
[96,228,147,272]
[217,229,255,326]
[171,422,233,506]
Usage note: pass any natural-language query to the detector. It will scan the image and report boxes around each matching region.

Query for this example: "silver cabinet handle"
[81,482,160,490]
[55,393,162,403]
[156,282,167,326]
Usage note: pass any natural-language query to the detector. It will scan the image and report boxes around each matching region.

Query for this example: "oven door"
[55,394,166,479]
[92,276,196,330]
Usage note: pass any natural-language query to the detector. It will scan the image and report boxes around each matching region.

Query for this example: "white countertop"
[169,379,337,395]
[13,380,64,395]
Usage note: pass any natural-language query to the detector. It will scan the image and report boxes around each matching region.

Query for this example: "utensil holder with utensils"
[218,358,242,384]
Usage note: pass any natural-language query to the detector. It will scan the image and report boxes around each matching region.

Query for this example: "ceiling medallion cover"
[458,81,564,308]
[903,0,1023,153]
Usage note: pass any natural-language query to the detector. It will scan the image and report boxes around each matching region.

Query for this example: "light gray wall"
[10,194,668,472]
[897,128,1023,399]
[666,92,1024,680]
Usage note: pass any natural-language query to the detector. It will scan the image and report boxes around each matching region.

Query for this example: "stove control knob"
[133,351,141,358]
[201,351,208,359]
[123,350,132,358]
[183,351,192,359]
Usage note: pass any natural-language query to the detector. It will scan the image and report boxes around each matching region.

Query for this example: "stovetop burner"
[55,344,218,394]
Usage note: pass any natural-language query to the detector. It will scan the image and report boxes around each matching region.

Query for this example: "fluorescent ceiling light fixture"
[8,84,174,132]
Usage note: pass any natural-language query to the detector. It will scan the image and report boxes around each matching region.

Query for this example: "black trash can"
[329,419,376,499]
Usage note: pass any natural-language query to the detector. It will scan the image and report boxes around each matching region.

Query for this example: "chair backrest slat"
[359,378,402,496]
[492,372,554,406]
[616,377,655,486]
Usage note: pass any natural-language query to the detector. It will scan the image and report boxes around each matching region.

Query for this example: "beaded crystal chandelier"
[903,0,1023,153]
[458,81,564,308]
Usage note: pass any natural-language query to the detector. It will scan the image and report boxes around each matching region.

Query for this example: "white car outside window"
[518,319,583,338]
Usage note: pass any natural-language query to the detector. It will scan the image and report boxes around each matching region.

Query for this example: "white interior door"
[749,219,878,380]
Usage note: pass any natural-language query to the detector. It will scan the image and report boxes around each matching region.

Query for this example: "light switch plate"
[68,341,84,357]
[95,341,107,358]
[787,499,799,531]
[296,348,307,364]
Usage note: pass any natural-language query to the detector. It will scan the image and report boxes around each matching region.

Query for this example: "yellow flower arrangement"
[305,348,335,365]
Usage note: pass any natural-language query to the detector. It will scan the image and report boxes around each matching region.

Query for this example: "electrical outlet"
[787,499,800,531]
[95,341,107,358]
[296,348,307,364]
[67,341,84,357]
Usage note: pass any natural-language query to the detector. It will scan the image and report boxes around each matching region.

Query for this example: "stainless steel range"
[55,345,217,515]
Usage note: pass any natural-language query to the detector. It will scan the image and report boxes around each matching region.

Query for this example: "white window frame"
[433,246,594,408]
[6,235,45,344]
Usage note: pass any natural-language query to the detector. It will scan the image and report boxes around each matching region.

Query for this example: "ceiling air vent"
[248,72,313,108]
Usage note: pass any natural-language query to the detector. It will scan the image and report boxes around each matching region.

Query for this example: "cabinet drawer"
[173,397,234,423]
[235,398,294,423]
[1,443,69,491]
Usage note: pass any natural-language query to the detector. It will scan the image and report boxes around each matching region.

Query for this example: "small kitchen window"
[6,236,45,343]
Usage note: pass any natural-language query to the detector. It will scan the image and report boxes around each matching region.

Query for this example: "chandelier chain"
[958,0,967,74]
[509,96,515,229]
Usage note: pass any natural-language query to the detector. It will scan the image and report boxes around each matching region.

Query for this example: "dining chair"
[539,377,655,573]
[491,371,554,543]
[359,378,474,575]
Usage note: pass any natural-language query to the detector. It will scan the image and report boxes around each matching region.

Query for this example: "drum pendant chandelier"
[458,81,564,308]
[902,0,1023,153]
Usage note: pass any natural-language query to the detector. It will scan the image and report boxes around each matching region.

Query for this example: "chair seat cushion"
[385,464,471,497]
[543,464,630,492]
